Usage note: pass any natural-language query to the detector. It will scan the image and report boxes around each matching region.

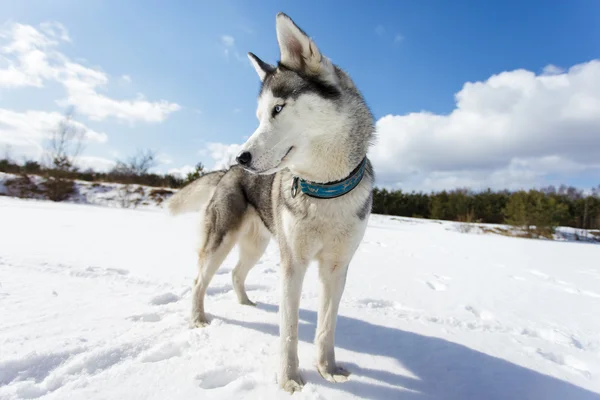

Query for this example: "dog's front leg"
[278,258,308,393]
[315,260,351,382]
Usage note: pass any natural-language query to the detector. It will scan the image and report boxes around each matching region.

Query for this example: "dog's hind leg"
[191,231,238,327]
[232,223,270,306]
[190,176,249,327]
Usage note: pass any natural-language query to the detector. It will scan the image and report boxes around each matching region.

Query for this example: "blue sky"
[1,0,599,191]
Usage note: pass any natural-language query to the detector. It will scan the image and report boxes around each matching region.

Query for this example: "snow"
[0,196,599,399]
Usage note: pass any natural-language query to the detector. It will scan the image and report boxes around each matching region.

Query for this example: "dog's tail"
[167,171,226,216]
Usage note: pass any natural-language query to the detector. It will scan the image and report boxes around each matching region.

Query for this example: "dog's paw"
[191,315,209,328]
[280,374,305,393]
[317,365,350,383]
[239,298,257,307]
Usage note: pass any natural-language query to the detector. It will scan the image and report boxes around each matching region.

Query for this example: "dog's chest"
[278,192,366,255]
[273,171,370,256]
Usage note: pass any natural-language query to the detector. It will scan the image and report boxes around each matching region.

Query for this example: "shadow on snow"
[220,303,599,400]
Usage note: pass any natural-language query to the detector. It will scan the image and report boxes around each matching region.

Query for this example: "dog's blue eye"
[272,104,284,116]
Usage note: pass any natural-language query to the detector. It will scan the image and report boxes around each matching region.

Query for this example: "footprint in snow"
[465,305,495,321]
[357,298,397,309]
[524,328,589,351]
[425,280,447,291]
[84,266,130,277]
[12,341,148,398]
[195,367,254,391]
[528,269,550,279]
[0,348,85,387]
[535,349,591,378]
[139,341,189,363]
[356,298,421,313]
[127,313,162,322]
[106,268,129,275]
[150,292,180,305]
[528,270,600,298]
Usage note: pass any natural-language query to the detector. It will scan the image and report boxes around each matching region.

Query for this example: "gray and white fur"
[167,12,375,393]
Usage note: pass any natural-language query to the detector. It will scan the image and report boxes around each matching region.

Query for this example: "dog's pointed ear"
[275,12,337,85]
[248,52,275,82]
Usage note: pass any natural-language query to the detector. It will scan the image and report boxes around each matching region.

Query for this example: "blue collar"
[291,157,367,199]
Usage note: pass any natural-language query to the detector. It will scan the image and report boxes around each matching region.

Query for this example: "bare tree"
[109,149,158,207]
[127,149,157,175]
[43,106,86,172]
[2,144,12,162]
[111,149,158,177]
[42,107,86,201]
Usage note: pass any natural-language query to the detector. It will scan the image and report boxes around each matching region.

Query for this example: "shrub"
[4,174,43,199]
[149,188,175,205]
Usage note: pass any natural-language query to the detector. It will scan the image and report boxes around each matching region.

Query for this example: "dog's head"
[236,13,350,175]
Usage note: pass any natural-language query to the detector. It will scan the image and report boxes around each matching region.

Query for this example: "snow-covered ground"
[1,196,599,400]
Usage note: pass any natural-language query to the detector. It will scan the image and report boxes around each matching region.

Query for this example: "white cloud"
[0,22,180,124]
[220,35,235,58]
[369,60,600,191]
[542,64,564,75]
[39,22,71,43]
[0,65,41,88]
[0,108,108,162]
[375,25,405,46]
[83,129,108,144]
[121,74,132,84]
[76,155,116,172]
[157,153,173,165]
[221,35,235,48]
[201,142,243,170]
[58,90,180,123]
[168,164,196,178]
[219,34,245,63]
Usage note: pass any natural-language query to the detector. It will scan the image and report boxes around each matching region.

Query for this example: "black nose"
[236,151,252,166]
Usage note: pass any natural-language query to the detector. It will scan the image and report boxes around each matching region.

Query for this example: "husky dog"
[168,12,375,393]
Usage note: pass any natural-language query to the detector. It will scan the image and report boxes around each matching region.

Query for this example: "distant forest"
[372,186,600,234]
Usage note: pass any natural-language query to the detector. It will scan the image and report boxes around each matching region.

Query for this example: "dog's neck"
[289,131,370,184]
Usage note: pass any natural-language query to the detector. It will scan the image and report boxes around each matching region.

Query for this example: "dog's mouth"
[250,146,294,175]
[281,146,294,162]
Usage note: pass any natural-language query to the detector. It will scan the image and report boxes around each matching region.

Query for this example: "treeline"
[4,154,600,234]
[0,156,204,190]
[372,186,600,233]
